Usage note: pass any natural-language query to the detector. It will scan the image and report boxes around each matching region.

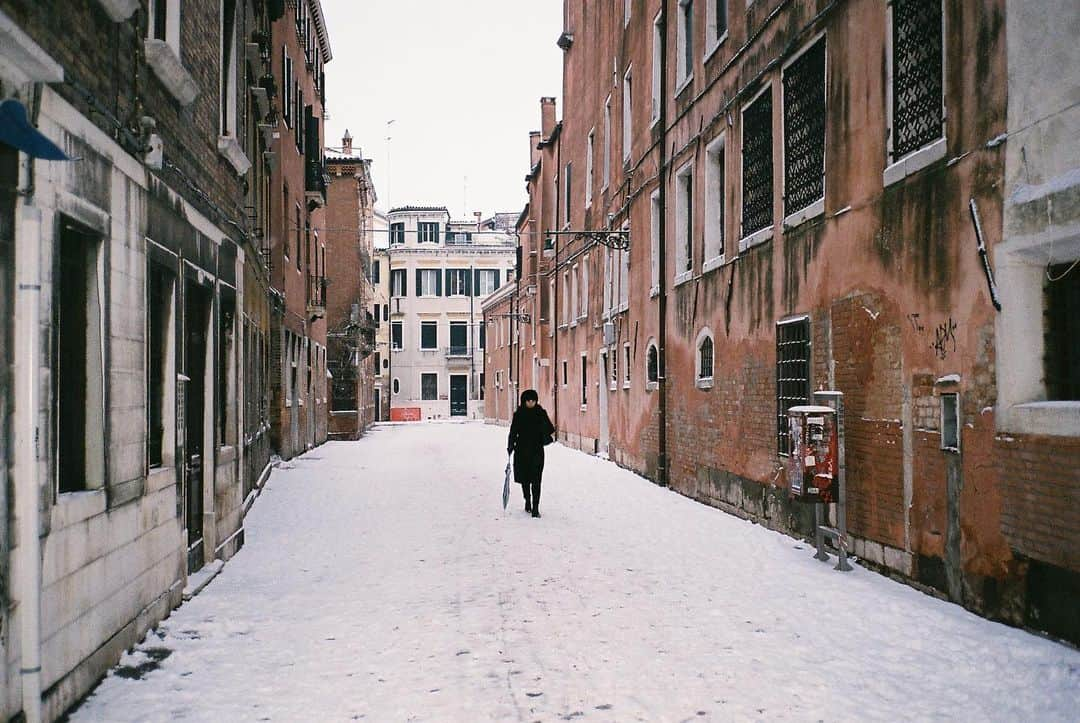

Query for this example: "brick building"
[0,0,282,717]
[324,131,378,439]
[267,0,330,459]
[492,0,1078,642]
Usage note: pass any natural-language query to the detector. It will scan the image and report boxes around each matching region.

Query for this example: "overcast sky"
[320,1,564,219]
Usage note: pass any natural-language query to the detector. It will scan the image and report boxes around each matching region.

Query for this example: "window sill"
[650,284,660,298]
[702,256,725,274]
[646,381,659,392]
[217,135,252,176]
[144,39,198,106]
[1001,401,1080,438]
[696,377,714,390]
[883,137,947,187]
[675,74,693,98]
[580,405,588,412]
[783,198,825,230]
[673,270,693,287]
[622,382,631,390]
[52,488,107,530]
[704,32,729,63]
[739,225,773,253]
[651,114,661,129]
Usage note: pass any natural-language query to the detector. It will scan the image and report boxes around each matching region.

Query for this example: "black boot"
[524,500,532,513]
[531,507,540,518]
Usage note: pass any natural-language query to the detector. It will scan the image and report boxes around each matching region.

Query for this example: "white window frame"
[703,134,726,272]
[586,129,595,208]
[608,348,618,391]
[603,96,612,190]
[883,0,947,187]
[570,264,579,327]
[623,342,632,388]
[561,271,570,328]
[781,32,828,229]
[676,0,694,94]
[148,0,181,53]
[419,320,439,351]
[581,255,590,319]
[549,279,556,337]
[739,82,775,252]
[418,269,440,297]
[650,189,661,296]
[940,392,960,452]
[675,161,695,286]
[645,339,659,391]
[695,327,715,389]
[622,67,633,162]
[447,268,468,297]
[603,246,613,318]
[705,0,729,61]
[420,372,438,401]
[652,12,663,126]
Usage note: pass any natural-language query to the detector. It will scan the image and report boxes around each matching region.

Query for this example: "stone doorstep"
[181,559,225,601]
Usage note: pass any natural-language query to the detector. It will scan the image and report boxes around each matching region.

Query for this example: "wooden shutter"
[436,269,443,296]
[415,269,423,296]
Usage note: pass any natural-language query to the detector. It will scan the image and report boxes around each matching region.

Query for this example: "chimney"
[342,129,353,155]
[529,131,541,168]
[474,211,482,232]
[540,97,556,140]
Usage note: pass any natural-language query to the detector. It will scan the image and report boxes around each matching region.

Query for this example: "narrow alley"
[70,423,1080,722]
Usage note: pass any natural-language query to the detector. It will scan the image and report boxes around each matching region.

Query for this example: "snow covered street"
[71,422,1080,722]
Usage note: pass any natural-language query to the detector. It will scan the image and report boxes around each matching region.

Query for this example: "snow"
[71,423,1080,722]
[936,374,961,384]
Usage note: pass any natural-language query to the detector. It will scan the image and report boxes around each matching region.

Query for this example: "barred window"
[421,373,438,400]
[776,317,810,456]
[698,336,714,380]
[741,87,774,238]
[891,0,944,161]
[647,343,659,384]
[783,36,826,217]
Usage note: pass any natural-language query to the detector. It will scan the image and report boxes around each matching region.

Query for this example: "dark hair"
[519,389,539,406]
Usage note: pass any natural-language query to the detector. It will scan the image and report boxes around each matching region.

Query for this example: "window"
[697,330,714,385]
[562,271,570,326]
[570,265,579,323]
[586,130,595,207]
[479,321,486,349]
[420,321,438,350]
[446,268,469,296]
[783,36,827,222]
[147,262,175,468]
[390,269,407,297]
[371,260,380,283]
[450,322,468,355]
[506,269,514,284]
[149,0,180,51]
[421,373,438,400]
[392,377,400,395]
[564,162,573,226]
[295,205,302,269]
[390,222,406,245]
[1045,263,1080,400]
[603,96,612,189]
[650,191,660,292]
[374,352,381,376]
[776,316,810,456]
[677,0,694,88]
[548,280,556,337]
[675,162,694,283]
[580,354,588,406]
[941,393,960,451]
[561,359,568,387]
[741,85,774,246]
[282,50,292,128]
[217,292,236,445]
[888,0,944,165]
[220,0,238,135]
[603,247,614,317]
[619,224,630,310]
[476,269,500,296]
[646,342,659,386]
[418,221,439,243]
[581,256,590,318]
[622,68,633,161]
[391,320,403,350]
[417,268,440,296]
[652,13,662,123]
[54,221,105,493]
[704,135,725,269]
[373,304,381,327]
[479,372,485,400]
[609,350,618,391]
[383,305,389,321]
[623,343,631,387]
[707,0,728,52]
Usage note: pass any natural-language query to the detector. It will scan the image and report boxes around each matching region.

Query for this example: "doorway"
[183,279,211,573]
[599,350,610,458]
[450,374,468,416]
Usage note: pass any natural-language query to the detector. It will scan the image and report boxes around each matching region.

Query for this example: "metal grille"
[742,89,774,236]
[699,337,713,379]
[783,37,826,216]
[776,318,810,456]
[1045,263,1080,400]
[892,0,943,160]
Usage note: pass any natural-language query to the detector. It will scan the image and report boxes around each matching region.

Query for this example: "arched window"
[646,342,659,385]
[696,328,714,388]
[392,377,400,395]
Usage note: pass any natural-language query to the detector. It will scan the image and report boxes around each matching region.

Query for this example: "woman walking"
[507,389,555,518]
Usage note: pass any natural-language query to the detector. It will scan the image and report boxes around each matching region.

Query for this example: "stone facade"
[0,0,282,717]
[492,0,1078,643]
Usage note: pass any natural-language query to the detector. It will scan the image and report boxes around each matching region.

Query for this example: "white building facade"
[386,207,515,420]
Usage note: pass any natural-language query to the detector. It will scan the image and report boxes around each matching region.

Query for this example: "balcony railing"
[447,345,471,357]
[307,274,326,317]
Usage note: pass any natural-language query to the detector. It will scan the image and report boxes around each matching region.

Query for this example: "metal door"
[450,374,468,416]
[599,351,610,457]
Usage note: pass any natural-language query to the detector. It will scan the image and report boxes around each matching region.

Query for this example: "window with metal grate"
[891,0,944,160]
[783,36,827,217]
[742,87,774,237]
[776,317,810,456]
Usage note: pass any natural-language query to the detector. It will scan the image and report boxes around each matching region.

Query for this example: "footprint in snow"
[455,650,470,656]
[526,692,543,698]
[595,703,613,710]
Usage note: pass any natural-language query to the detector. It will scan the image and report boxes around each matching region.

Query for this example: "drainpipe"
[552,130,562,427]
[657,5,669,487]
[16,199,43,723]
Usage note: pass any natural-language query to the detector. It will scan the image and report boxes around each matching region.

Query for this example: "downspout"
[16,162,44,723]
[657,4,669,487]
[553,129,562,427]
[469,263,474,417]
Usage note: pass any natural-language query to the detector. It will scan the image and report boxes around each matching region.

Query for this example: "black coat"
[508,405,555,485]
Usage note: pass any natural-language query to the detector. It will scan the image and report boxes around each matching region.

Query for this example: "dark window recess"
[941,393,959,451]
[421,373,438,400]
[0,144,15,499]
[420,321,438,349]
[479,372,485,400]
[389,223,405,245]
[648,345,659,383]
[371,260,380,283]
[699,337,713,379]
[147,263,173,467]
[776,317,810,456]
[151,0,167,40]
[392,378,400,394]
[390,269,407,297]
[449,322,468,355]
[391,321,403,349]
[742,88,774,236]
[55,222,100,493]
[373,304,380,327]
[715,0,727,38]
[683,172,694,271]
[217,293,235,442]
[479,322,486,349]
[783,37,826,217]
[1045,262,1080,400]
[562,360,568,386]
[382,304,389,322]
[891,0,944,160]
[418,222,439,243]
[580,356,588,405]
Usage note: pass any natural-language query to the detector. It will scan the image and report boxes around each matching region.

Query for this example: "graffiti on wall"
[907,313,959,360]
